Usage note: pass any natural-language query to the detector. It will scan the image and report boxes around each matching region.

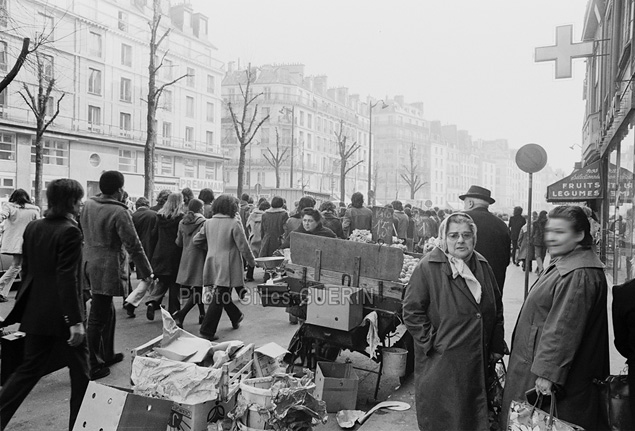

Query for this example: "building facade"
[0,0,224,202]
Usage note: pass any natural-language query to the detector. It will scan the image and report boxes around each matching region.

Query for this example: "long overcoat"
[0,202,40,254]
[150,214,183,276]
[175,212,205,286]
[246,209,264,257]
[501,246,609,430]
[81,197,151,296]
[259,208,288,257]
[403,247,505,431]
[193,214,255,288]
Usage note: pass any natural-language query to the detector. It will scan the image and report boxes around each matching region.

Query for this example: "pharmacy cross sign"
[535,25,594,79]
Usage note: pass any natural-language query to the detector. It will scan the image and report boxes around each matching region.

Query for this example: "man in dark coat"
[0,179,89,431]
[613,280,635,416]
[461,185,511,294]
[150,189,170,212]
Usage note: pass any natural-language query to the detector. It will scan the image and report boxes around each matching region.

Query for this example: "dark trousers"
[511,239,519,263]
[200,286,242,337]
[87,293,115,371]
[0,334,89,431]
[145,274,180,314]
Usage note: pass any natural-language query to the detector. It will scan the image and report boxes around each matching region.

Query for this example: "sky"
[193,0,588,173]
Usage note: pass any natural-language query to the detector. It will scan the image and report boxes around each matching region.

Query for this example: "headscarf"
[437,213,482,303]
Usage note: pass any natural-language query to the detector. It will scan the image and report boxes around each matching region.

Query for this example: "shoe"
[104,353,124,367]
[89,366,110,381]
[232,313,244,330]
[125,303,136,318]
[239,287,247,301]
[289,315,298,325]
[146,303,155,321]
[0,295,8,303]
[199,314,205,324]
[200,333,219,342]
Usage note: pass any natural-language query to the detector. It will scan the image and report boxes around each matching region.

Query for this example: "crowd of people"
[0,172,632,431]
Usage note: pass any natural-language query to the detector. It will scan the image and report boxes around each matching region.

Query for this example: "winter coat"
[239,201,252,231]
[0,202,40,254]
[283,214,302,243]
[531,218,547,247]
[81,197,152,296]
[132,206,158,277]
[403,247,505,431]
[393,210,409,239]
[501,246,609,430]
[260,208,289,257]
[321,212,345,239]
[517,225,534,261]
[465,207,511,292]
[342,206,373,237]
[508,214,526,241]
[612,279,635,415]
[193,214,255,287]
[175,212,205,286]
[203,203,213,219]
[150,214,183,276]
[246,209,264,257]
[280,223,337,249]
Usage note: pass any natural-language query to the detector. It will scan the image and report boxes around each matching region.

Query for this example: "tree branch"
[44,92,65,129]
[345,159,363,175]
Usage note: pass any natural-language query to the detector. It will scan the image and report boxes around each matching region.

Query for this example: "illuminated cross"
[535,25,594,79]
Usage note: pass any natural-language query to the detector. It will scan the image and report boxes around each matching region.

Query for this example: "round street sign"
[516,144,548,174]
[425,199,433,208]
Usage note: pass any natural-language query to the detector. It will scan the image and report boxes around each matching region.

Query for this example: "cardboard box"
[306,285,364,331]
[314,362,358,413]
[168,393,237,431]
[72,381,174,431]
[253,342,289,378]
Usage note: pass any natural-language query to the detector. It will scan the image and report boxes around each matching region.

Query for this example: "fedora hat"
[459,185,495,204]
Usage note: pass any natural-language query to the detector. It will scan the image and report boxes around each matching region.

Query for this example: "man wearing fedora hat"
[460,185,511,294]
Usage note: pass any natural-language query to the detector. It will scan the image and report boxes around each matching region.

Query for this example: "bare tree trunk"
[237,143,246,197]
[0,38,29,94]
[340,162,346,204]
[33,127,44,208]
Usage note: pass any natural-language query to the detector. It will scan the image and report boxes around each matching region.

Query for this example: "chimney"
[313,75,328,95]
[227,61,235,73]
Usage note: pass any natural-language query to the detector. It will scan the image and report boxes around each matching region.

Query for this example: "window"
[264,87,271,100]
[299,111,304,126]
[261,128,269,144]
[120,77,131,102]
[88,105,101,128]
[158,154,173,176]
[262,107,270,119]
[118,149,136,172]
[206,102,214,122]
[46,96,54,115]
[206,74,215,93]
[41,54,53,79]
[0,132,15,160]
[162,121,171,145]
[119,112,131,135]
[88,68,102,95]
[0,89,6,107]
[186,96,194,117]
[205,161,215,179]
[163,90,172,111]
[206,131,214,152]
[89,32,102,57]
[186,67,195,87]
[307,114,313,129]
[185,127,194,143]
[183,158,196,178]
[0,41,6,71]
[0,0,7,27]
[307,133,312,150]
[121,44,132,67]
[118,11,128,32]
[164,59,173,79]
[30,139,68,166]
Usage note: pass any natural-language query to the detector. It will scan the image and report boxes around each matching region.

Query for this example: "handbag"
[487,359,506,431]
[507,391,585,431]
[594,373,633,431]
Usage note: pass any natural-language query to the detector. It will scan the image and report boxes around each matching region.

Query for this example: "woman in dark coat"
[319,201,345,239]
[501,205,609,430]
[259,196,289,258]
[403,212,505,431]
[508,206,525,265]
[532,210,548,273]
[145,192,184,318]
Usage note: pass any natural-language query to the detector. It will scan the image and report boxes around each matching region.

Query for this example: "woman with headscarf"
[403,212,505,431]
[501,206,609,430]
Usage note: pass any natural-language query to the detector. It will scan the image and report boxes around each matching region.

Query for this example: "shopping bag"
[487,359,506,431]
[507,392,585,431]
[594,374,633,431]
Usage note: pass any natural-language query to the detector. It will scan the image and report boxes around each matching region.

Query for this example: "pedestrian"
[124,197,158,318]
[319,201,345,239]
[0,189,40,302]
[259,196,289,260]
[145,192,184,319]
[245,200,270,282]
[172,198,206,328]
[461,185,511,294]
[283,196,315,244]
[198,188,215,218]
[612,279,635,417]
[501,206,609,430]
[0,179,88,431]
[150,189,171,212]
[517,216,533,272]
[342,192,372,238]
[403,212,505,431]
[194,195,255,341]
[239,193,252,232]
[181,187,194,206]
[532,210,548,273]
[508,206,525,266]
[82,171,152,380]
[392,200,409,241]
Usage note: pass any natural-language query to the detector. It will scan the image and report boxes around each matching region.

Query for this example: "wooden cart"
[282,232,415,398]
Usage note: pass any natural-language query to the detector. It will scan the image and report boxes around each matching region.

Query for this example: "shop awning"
[547,161,602,202]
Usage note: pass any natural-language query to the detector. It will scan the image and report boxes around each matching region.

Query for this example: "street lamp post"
[280,106,295,188]
[368,99,388,205]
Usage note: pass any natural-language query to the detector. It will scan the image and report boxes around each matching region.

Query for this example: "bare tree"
[0,38,30,94]
[227,64,270,197]
[371,162,380,203]
[400,142,427,200]
[334,120,363,202]
[263,127,289,188]
[144,0,188,201]
[18,53,64,207]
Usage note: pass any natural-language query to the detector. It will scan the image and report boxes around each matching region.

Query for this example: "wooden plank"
[290,232,403,281]
[371,206,395,244]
